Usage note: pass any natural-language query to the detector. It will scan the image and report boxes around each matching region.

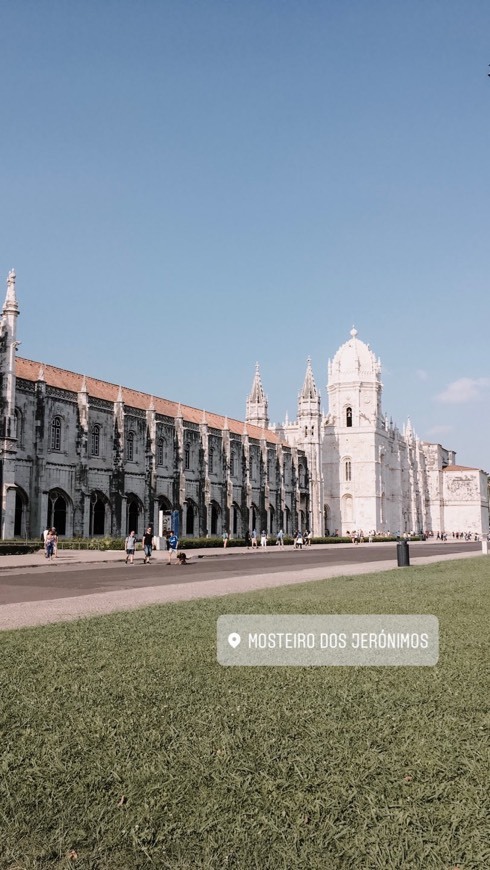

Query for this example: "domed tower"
[323,328,384,536]
[327,327,382,429]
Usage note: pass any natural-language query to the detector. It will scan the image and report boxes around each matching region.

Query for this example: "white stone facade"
[274,328,489,537]
[0,272,487,539]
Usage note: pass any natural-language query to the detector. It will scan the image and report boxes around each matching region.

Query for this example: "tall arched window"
[186,501,195,535]
[126,432,134,462]
[15,408,23,447]
[91,424,100,457]
[345,460,352,482]
[50,417,62,451]
[230,451,236,477]
[209,448,214,473]
[346,407,353,428]
[184,444,190,470]
[157,438,165,466]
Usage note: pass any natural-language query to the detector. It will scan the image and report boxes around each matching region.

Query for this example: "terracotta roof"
[16,357,285,446]
[443,465,480,472]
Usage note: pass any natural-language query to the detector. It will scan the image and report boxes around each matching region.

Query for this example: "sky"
[1,0,489,470]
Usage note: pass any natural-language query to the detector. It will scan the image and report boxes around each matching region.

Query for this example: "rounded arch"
[126,493,143,535]
[268,504,275,534]
[157,495,172,536]
[210,500,221,536]
[341,493,354,530]
[89,490,110,536]
[185,498,197,537]
[91,424,101,457]
[345,406,353,428]
[14,484,28,537]
[250,502,260,533]
[14,408,24,448]
[342,457,352,482]
[50,415,63,452]
[126,431,135,462]
[47,488,72,536]
[231,501,242,537]
[323,503,330,536]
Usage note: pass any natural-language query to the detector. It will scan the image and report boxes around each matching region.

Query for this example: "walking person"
[45,528,56,561]
[260,530,267,548]
[125,530,137,564]
[277,528,284,547]
[244,529,251,550]
[222,530,229,548]
[52,528,58,558]
[167,529,178,564]
[251,529,258,550]
[143,526,154,564]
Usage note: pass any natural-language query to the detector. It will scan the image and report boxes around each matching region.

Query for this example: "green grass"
[0,558,489,869]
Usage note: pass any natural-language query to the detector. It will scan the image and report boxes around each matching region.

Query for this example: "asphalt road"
[0,542,480,607]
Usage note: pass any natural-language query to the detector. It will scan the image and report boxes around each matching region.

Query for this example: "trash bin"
[397,540,410,567]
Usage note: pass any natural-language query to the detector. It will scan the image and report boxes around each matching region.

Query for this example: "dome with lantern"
[328,327,381,385]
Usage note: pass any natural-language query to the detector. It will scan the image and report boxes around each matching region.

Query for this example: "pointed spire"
[245,362,269,428]
[223,415,229,430]
[248,362,266,404]
[37,364,45,382]
[80,375,88,394]
[201,408,208,424]
[176,402,183,419]
[148,395,155,411]
[116,385,123,403]
[3,268,19,314]
[300,357,318,401]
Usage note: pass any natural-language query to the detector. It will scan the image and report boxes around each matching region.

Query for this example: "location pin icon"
[228,632,241,649]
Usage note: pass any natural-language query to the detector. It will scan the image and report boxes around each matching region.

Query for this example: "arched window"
[209,448,214,473]
[346,407,353,428]
[211,502,220,536]
[126,432,134,462]
[157,438,165,466]
[230,451,236,477]
[345,460,352,482]
[15,408,23,447]
[50,417,62,451]
[126,495,142,534]
[184,443,190,470]
[91,424,100,457]
[186,501,195,535]
[47,491,67,535]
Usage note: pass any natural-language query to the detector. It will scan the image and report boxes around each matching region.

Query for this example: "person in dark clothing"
[143,527,154,564]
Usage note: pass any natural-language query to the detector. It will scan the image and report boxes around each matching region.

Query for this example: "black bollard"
[397,540,410,567]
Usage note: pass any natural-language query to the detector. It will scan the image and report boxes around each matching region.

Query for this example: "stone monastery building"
[0,270,488,540]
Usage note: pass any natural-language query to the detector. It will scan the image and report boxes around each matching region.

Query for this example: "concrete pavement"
[0,542,484,632]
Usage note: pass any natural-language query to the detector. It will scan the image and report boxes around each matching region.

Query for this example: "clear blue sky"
[1,1,489,470]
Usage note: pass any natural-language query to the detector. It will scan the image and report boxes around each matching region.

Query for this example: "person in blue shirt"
[167,530,178,564]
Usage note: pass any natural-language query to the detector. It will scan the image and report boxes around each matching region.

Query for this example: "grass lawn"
[0,558,489,869]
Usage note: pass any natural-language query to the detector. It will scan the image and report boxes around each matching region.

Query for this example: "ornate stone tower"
[245,363,269,429]
[297,358,323,535]
[0,269,20,537]
[324,327,383,535]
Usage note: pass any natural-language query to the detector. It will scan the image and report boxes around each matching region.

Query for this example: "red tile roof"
[443,465,480,472]
[16,357,285,446]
